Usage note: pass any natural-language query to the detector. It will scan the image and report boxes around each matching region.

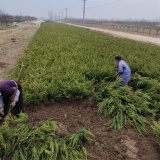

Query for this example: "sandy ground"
[68,24,160,46]
[0,26,39,81]
[18,20,44,27]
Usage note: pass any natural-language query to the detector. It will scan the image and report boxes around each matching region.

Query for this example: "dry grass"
[0,26,39,81]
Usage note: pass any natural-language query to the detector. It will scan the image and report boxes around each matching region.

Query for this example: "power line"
[76,0,121,13]
[65,0,122,20]
[68,0,80,10]
[86,0,122,10]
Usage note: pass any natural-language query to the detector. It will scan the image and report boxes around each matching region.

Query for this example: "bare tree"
[48,11,53,21]
[0,9,37,25]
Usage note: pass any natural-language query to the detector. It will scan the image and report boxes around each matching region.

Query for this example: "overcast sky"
[0,0,160,20]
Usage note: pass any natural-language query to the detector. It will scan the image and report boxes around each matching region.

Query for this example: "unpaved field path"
[68,24,160,46]
[0,26,39,81]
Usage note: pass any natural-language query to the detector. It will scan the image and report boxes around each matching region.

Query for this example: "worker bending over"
[115,55,131,86]
[0,80,23,120]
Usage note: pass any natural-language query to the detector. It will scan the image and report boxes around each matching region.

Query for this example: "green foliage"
[129,73,160,101]
[9,23,160,133]
[11,23,160,105]
[152,121,160,146]
[94,78,156,132]
[0,113,94,160]
[129,73,160,118]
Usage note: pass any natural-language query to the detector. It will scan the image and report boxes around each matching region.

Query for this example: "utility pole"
[55,13,57,22]
[62,11,63,20]
[82,0,87,28]
[66,8,67,23]
[59,11,60,21]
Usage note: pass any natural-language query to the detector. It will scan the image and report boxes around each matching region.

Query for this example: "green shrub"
[152,121,160,146]
[0,113,94,160]
[11,23,160,105]
[94,78,156,132]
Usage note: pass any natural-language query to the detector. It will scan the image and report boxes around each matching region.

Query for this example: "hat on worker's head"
[115,55,121,60]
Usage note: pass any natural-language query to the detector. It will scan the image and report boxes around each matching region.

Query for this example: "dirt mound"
[25,98,160,160]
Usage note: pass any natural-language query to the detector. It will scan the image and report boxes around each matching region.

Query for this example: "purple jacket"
[0,80,16,97]
[117,60,131,75]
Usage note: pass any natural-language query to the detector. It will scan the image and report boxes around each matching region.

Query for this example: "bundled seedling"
[0,113,94,160]
[94,78,157,132]
[129,73,160,118]
[129,73,160,101]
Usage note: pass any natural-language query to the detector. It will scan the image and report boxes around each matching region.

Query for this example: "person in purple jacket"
[115,55,131,86]
[0,80,23,120]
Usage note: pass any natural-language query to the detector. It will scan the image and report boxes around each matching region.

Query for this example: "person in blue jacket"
[115,55,131,86]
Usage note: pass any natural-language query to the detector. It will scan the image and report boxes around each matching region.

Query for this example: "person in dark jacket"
[115,55,131,86]
[0,80,23,120]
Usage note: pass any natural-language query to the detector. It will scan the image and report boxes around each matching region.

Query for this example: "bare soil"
[1,24,160,160]
[0,26,39,81]
[25,98,160,160]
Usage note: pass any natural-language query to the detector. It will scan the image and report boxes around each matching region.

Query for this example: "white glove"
[11,101,16,108]
[0,107,4,113]
[13,89,20,102]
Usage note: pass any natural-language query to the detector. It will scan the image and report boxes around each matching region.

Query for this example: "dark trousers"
[3,84,23,115]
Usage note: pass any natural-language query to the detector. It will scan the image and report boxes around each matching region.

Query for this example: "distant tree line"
[66,18,160,29]
[64,18,160,37]
[0,9,37,25]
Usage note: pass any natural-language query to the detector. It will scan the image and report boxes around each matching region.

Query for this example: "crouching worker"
[0,80,23,120]
[115,55,131,86]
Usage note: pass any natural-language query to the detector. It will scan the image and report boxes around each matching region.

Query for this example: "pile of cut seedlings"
[94,73,160,133]
[0,113,94,160]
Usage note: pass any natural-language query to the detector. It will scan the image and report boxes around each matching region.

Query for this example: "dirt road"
[68,24,160,46]
[0,26,39,81]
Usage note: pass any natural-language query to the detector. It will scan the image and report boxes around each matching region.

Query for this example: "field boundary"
[67,23,160,46]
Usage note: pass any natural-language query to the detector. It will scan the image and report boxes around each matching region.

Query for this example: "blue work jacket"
[117,60,131,78]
